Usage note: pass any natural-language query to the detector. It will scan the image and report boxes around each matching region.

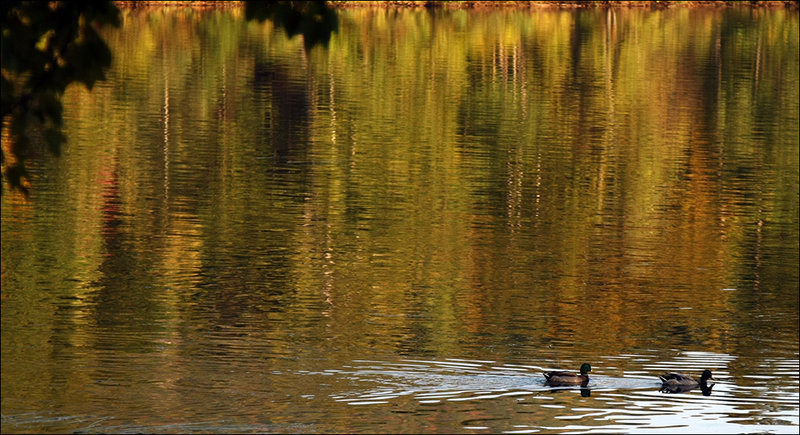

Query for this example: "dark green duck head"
[579,363,592,375]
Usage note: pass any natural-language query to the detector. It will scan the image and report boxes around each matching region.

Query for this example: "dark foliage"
[1,1,337,195]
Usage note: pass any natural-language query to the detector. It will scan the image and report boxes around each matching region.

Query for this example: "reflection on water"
[319,354,795,433]
[2,4,799,434]
[327,358,656,404]
[660,382,714,395]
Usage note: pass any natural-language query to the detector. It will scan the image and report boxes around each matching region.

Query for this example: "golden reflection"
[0,7,797,431]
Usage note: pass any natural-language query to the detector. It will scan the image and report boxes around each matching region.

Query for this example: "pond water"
[2,5,798,434]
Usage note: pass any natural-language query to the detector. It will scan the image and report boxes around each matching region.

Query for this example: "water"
[2,5,798,434]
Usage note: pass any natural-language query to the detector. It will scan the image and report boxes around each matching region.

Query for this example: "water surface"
[2,5,798,434]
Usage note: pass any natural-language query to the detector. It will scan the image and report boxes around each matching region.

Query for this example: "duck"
[659,369,714,387]
[543,363,591,386]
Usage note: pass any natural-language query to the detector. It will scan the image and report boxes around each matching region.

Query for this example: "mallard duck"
[543,363,591,386]
[659,369,714,387]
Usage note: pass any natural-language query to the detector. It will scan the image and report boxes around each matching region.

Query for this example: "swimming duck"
[543,363,591,386]
[659,369,714,387]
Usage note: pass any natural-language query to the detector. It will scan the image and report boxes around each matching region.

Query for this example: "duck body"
[543,363,591,386]
[659,369,714,386]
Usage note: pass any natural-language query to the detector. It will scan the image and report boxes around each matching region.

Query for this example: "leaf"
[65,28,113,90]
[244,1,337,49]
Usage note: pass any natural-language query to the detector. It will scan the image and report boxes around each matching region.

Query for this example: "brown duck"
[659,369,714,387]
[543,363,591,386]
